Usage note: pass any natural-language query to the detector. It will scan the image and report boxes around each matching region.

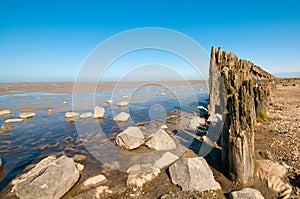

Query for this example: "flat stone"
[65,112,80,118]
[117,101,129,107]
[5,118,23,123]
[0,110,11,116]
[145,129,176,151]
[114,112,130,122]
[127,164,160,187]
[93,106,105,118]
[82,174,107,188]
[19,112,36,119]
[154,152,179,169]
[79,112,93,119]
[115,126,144,150]
[187,116,206,130]
[230,188,265,199]
[169,157,221,192]
[13,155,80,199]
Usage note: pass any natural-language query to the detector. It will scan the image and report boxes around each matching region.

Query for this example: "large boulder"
[145,129,176,150]
[12,155,80,199]
[154,152,179,169]
[113,112,130,122]
[115,126,144,150]
[187,116,206,130]
[169,157,221,192]
[93,106,105,118]
[19,112,36,119]
[229,188,264,199]
[127,164,160,187]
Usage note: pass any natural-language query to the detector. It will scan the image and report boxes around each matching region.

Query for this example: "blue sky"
[0,0,300,81]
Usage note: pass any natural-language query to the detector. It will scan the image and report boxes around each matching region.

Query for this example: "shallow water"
[0,82,209,191]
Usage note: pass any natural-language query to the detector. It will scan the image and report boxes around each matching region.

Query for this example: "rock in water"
[19,112,36,119]
[115,127,144,150]
[65,112,80,118]
[154,152,179,169]
[13,155,80,199]
[79,112,93,119]
[169,157,221,192]
[0,110,11,116]
[113,112,130,122]
[117,101,128,107]
[187,116,206,130]
[82,174,107,188]
[73,154,87,162]
[230,188,265,199]
[93,106,105,118]
[127,164,160,187]
[5,118,24,123]
[0,158,2,169]
[107,100,113,104]
[145,129,176,150]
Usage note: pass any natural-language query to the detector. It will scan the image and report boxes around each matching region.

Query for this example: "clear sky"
[0,0,300,81]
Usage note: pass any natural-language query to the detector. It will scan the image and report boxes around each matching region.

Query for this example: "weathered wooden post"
[208,47,273,184]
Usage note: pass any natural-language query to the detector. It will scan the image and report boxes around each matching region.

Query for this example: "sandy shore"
[0,80,207,95]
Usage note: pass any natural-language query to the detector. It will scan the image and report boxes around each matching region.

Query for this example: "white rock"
[198,106,208,112]
[127,164,160,187]
[187,116,206,130]
[154,152,179,169]
[114,112,130,122]
[107,100,113,104]
[115,127,145,150]
[83,174,107,187]
[65,112,80,118]
[5,118,23,123]
[79,112,93,119]
[160,92,166,96]
[0,110,11,115]
[117,101,129,107]
[13,155,80,199]
[169,157,221,192]
[19,112,36,119]
[93,106,105,118]
[145,129,176,151]
[230,188,265,199]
